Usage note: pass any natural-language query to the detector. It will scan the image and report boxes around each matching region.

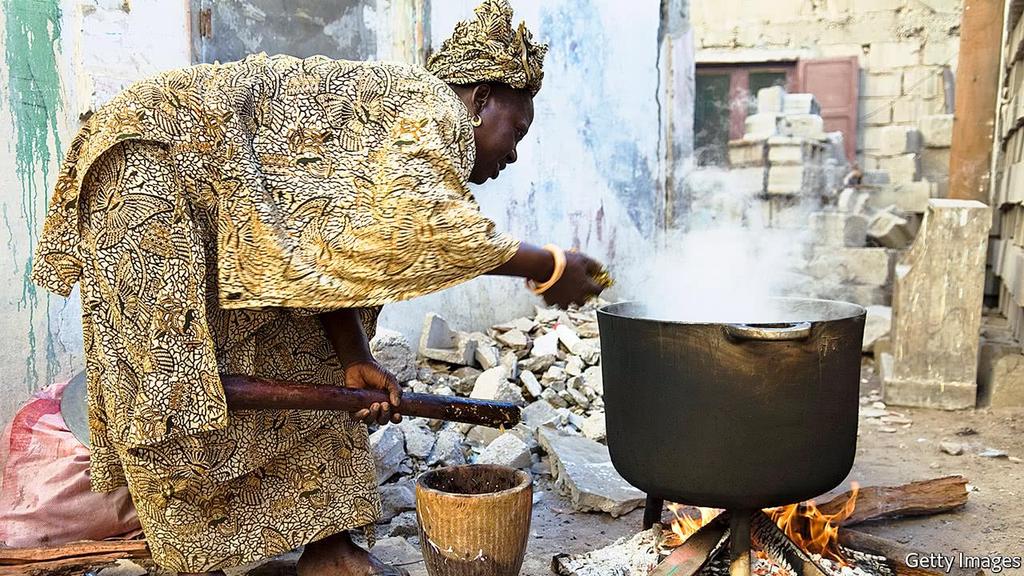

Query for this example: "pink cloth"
[0,380,142,548]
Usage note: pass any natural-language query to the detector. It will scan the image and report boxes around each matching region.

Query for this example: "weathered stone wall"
[691,0,963,162]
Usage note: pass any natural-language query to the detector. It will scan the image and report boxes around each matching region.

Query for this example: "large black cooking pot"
[597,298,866,510]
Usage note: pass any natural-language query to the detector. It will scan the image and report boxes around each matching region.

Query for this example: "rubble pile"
[368,301,645,542]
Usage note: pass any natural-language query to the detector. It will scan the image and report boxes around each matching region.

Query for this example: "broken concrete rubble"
[538,427,645,517]
[419,313,477,365]
[475,432,532,469]
[370,424,407,485]
[370,329,419,383]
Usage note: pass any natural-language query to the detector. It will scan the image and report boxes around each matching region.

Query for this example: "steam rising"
[619,165,815,324]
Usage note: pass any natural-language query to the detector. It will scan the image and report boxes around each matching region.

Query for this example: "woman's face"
[466,84,534,185]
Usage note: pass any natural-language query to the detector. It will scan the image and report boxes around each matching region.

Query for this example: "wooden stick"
[815,476,969,526]
[221,374,520,428]
[0,540,149,566]
[839,529,984,576]
[751,511,827,576]
[649,514,729,576]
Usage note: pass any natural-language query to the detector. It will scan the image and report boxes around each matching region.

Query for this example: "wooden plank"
[949,0,1005,202]
[0,540,149,566]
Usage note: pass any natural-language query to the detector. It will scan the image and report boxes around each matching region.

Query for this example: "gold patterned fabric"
[32,53,520,572]
[426,0,548,96]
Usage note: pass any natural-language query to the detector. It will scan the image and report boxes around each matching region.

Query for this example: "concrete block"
[757,86,787,114]
[783,93,820,115]
[862,126,887,152]
[862,97,894,125]
[867,181,933,213]
[838,189,871,214]
[919,114,954,147]
[884,199,992,409]
[878,153,921,183]
[868,41,921,69]
[728,139,767,167]
[921,148,950,197]
[892,98,932,124]
[767,137,824,165]
[778,114,826,140]
[745,113,780,140]
[868,211,914,249]
[878,126,924,157]
[863,72,903,98]
[901,66,942,100]
[767,164,823,195]
[809,247,894,286]
[977,341,1024,408]
[810,212,869,247]
[922,38,958,66]
[759,196,808,229]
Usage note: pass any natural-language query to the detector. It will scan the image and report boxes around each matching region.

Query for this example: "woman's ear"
[472,83,493,116]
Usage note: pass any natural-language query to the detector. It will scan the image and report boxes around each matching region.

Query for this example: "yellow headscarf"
[426,0,548,96]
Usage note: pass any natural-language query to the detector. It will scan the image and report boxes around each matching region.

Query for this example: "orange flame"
[766,482,860,563]
[663,504,722,547]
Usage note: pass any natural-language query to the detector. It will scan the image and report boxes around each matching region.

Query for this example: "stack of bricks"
[861,121,951,216]
[727,86,832,228]
[983,0,1024,408]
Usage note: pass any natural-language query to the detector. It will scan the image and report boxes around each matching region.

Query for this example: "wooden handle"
[221,375,520,428]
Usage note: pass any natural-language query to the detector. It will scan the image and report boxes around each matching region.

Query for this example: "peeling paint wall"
[379,0,694,339]
[0,0,190,426]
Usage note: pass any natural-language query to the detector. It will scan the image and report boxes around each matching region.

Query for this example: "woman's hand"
[542,251,605,309]
[344,360,403,425]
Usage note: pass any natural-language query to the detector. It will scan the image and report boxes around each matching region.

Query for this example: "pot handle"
[724,321,812,342]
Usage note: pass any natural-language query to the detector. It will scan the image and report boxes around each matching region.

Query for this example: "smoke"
[617,162,818,324]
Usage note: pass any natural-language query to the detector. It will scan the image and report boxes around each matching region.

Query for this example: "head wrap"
[426,0,548,96]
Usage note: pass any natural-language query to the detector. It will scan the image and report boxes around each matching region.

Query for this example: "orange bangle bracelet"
[526,244,566,295]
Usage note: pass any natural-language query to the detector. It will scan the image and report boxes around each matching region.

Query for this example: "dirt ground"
[167,358,1024,576]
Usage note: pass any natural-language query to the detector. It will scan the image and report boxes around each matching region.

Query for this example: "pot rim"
[598,296,867,325]
[416,464,532,499]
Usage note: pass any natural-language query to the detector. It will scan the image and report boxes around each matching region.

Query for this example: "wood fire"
[664,483,861,564]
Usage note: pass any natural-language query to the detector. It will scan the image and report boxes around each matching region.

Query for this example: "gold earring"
[472,115,482,127]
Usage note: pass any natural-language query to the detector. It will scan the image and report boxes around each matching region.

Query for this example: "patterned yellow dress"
[32,53,519,572]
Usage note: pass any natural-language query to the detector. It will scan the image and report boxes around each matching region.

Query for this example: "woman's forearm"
[320,308,373,368]
[486,242,555,282]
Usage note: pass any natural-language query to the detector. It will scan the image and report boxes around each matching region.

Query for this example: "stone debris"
[379,479,417,522]
[370,424,408,485]
[367,300,651,533]
[940,441,964,456]
[475,432,533,469]
[398,418,436,460]
[419,312,477,365]
[538,427,645,517]
[370,536,423,567]
[371,329,419,383]
[428,427,468,467]
[979,448,1009,459]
